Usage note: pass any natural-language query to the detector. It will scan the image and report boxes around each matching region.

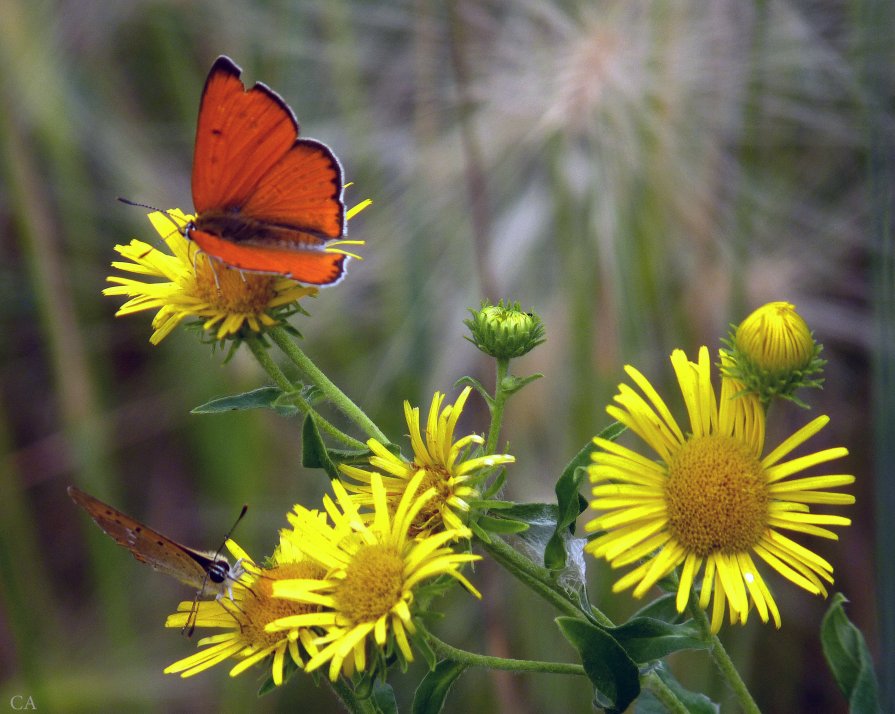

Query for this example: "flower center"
[194,258,278,314]
[664,435,769,556]
[335,544,405,624]
[408,465,452,532]
[240,561,324,648]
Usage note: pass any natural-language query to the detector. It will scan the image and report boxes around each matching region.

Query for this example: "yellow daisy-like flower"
[585,346,854,633]
[164,538,325,686]
[104,199,370,344]
[267,471,481,681]
[339,387,515,535]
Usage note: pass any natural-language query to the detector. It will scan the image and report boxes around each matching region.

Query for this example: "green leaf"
[556,617,640,712]
[477,514,529,534]
[499,372,543,397]
[494,502,559,522]
[821,593,882,713]
[637,662,720,714]
[192,386,298,416]
[545,448,590,570]
[370,680,399,714]
[301,413,339,479]
[630,593,687,624]
[545,422,626,570]
[607,617,707,663]
[454,376,495,409]
[468,519,492,544]
[412,660,468,714]
[480,468,507,499]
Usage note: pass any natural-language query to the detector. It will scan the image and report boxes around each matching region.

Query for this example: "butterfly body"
[68,486,243,599]
[187,56,348,284]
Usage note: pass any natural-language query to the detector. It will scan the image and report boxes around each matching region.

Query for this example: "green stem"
[482,535,612,626]
[688,597,761,714]
[246,337,365,449]
[484,357,509,454]
[642,671,690,714]
[268,326,388,443]
[425,631,584,676]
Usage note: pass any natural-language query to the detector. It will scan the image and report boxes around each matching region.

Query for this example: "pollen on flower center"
[194,258,278,313]
[664,435,769,556]
[335,544,405,624]
[240,562,323,648]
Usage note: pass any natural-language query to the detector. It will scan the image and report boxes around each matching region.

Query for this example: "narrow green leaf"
[556,617,640,712]
[412,660,468,714]
[454,376,495,409]
[468,519,492,544]
[480,467,507,499]
[821,593,882,713]
[500,372,543,396]
[491,502,558,523]
[607,617,707,662]
[301,413,339,479]
[477,514,530,534]
[192,386,298,415]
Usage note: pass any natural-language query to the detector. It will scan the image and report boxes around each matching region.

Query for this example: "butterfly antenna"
[181,504,249,637]
[119,198,186,244]
[117,197,162,212]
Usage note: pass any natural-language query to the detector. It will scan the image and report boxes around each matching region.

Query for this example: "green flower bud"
[464,300,545,360]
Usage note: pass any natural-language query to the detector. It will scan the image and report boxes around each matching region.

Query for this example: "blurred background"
[1,0,891,711]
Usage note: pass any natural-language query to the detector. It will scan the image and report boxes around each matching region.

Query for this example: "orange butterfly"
[186,56,348,284]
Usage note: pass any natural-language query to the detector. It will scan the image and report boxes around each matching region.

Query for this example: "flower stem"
[484,357,509,454]
[424,630,585,676]
[688,597,761,714]
[268,326,388,443]
[482,534,612,626]
[245,336,366,449]
[642,671,690,714]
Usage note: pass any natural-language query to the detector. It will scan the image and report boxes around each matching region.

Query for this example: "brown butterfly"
[68,486,247,601]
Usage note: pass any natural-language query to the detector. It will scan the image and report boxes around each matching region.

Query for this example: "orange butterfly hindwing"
[188,56,347,284]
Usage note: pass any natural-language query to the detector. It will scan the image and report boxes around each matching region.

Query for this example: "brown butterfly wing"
[68,486,216,591]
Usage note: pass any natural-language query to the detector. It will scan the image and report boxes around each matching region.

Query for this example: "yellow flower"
[339,387,515,535]
[104,199,370,344]
[585,347,854,633]
[267,472,481,681]
[103,210,315,344]
[163,539,325,686]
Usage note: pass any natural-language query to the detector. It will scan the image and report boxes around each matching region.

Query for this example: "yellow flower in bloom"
[267,472,481,681]
[585,347,854,633]
[339,387,515,535]
[104,200,370,344]
[164,538,325,685]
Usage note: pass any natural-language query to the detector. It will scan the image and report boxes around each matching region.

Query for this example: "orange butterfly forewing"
[188,56,347,284]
